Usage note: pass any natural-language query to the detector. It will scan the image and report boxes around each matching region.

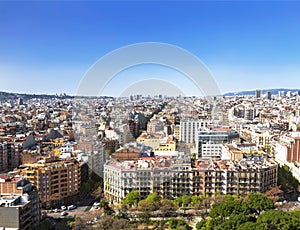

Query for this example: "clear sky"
[0,1,300,96]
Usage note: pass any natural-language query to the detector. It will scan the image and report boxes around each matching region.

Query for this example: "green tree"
[56,222,67,230]
[159,199,177,228]
[138,200,158,212]
[118,204,129,219]
[96,216,130,230]
[173,196,182,207]
[278,165,300,190]
[191,195,204,207]
[68,215,79,229]
[138,192,160,212]
[37,220,52,230]
[288,211,300,229]
[165,219,190,230]
[138,210,151,227]
[256,209,300,230]
[145,192,160,203]
[80,182,91,195]
[181,194,192,207]
[124,190,141,207]
[237,222,269,230]
[71,215,92,230]
[196,220,206,230]
[216,214,253,230]
[99,201,114,215]
[160,199,176,213]
[222,194,237,202]
[246,193,274,215]
[209,199,250,221]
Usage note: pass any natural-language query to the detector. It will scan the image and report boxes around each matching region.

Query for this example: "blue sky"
[0,1,299,96]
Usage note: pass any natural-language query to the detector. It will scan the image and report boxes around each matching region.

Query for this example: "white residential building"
[180,119,211,144]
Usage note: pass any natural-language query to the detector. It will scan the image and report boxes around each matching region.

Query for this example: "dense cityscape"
[0,90,300,229]
[1,1,300,229]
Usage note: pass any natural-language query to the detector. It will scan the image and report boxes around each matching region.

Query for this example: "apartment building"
[276,132,300,164]
[274,132,300,181]
[104,155,180,203]
[18,157,80,208]
[233,105,255,121]
[137,132,176,152]
[104,160,136,203]
[147,119,164,133]
[222,143,264,162]
[0,142,8,172]
[173,125,180,140]
[192,158,277,196]
[180,119,212,144]
[0,140,22,172]
[137,133,162,150]
[0,174,41,230]
[104,153,277,203]
[195,127,239,158]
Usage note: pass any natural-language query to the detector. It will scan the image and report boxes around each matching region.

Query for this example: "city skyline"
[1,1,300,96]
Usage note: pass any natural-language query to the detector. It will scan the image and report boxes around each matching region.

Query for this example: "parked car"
[94,215,101,221]
[86,220,95,225]
[61,206,67,211]
[67,205,77,210]
[61,211,68,216]
[93,202,100,207]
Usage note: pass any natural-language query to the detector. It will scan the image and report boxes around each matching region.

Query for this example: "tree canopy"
[196,192,300,230]
[246,193,274,215]
[124,190,141,206]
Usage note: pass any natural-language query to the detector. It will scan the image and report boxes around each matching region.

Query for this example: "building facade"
[104,153,277,203]
[18,157,80,208]
[276,133,300,163]
[195,128,239,158]
[180,119,211,144]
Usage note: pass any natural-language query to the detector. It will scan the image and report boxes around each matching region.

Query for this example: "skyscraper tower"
[256,89,262,98]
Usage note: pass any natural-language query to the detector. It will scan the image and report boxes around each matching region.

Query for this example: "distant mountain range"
[223,88,300,97]
[0,91,74,101]
[0,89,300,101]
[0,91,116,101]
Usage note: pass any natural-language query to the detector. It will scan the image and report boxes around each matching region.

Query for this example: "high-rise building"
[0,142,8,172]
[17,97,23,105]
[256,89,262,98]
[278,90,286,97]
[267,91,272,100]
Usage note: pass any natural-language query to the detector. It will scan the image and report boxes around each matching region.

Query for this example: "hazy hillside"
[223,88,300,97]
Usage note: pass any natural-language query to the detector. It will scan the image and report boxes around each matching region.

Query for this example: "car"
[86,221,92,225]
[94,215,101,221]
[61,206,67,211]
[87,220,95,225]
[93,202,100,207]
[61,211,68,216]
[53,208,58,213]
[67,205,77,210]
